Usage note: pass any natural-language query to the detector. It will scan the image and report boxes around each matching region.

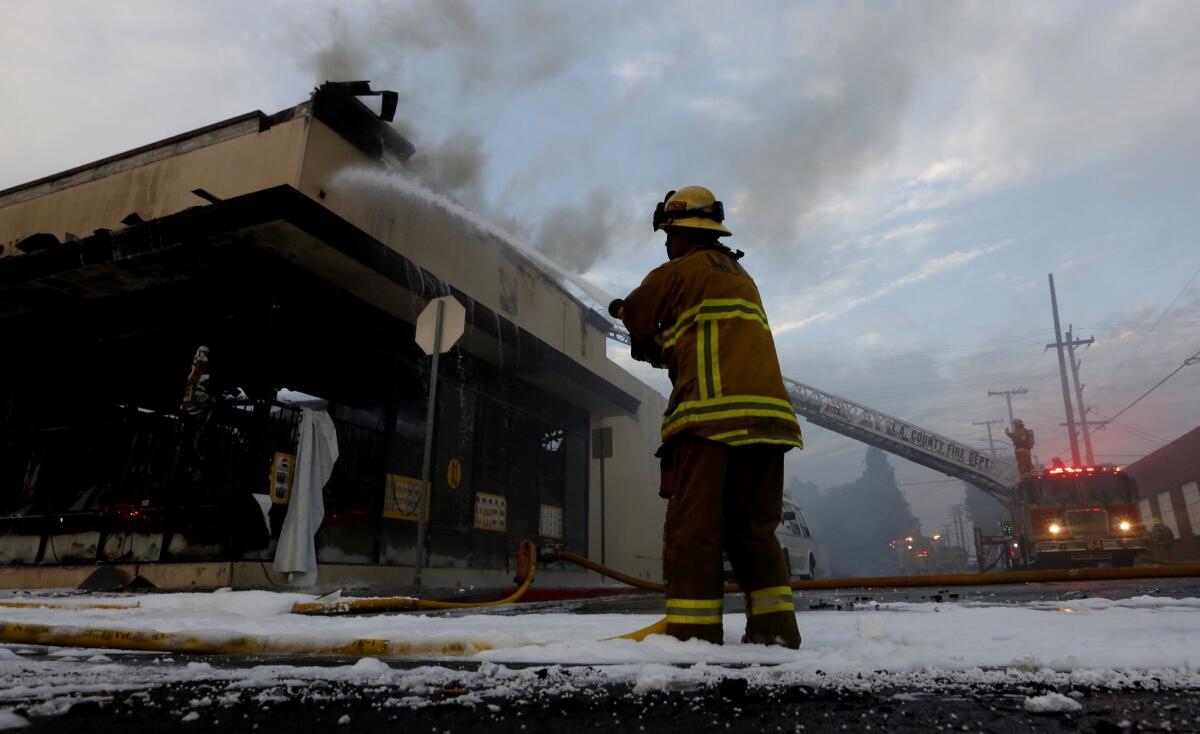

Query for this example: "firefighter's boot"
[742,586,801,649]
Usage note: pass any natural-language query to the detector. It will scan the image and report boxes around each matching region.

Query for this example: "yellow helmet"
[653,186,732,236]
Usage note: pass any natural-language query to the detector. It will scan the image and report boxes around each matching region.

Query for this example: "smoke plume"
[533,191,620,275]
[291,1,610,248]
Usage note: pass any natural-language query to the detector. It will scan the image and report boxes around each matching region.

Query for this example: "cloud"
[686,96,759,126]
[857,218,948,251]
[664,3,970,253]
[611,54,671,85]
[773,240,1011,334]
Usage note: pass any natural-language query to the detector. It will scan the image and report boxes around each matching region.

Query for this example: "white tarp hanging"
[273,407,339,586]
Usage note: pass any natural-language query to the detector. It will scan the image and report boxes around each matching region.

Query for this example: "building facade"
[1126,425,1200,561]
[0,83,667,591]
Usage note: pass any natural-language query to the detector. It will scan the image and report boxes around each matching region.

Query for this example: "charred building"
[0,83,665,590]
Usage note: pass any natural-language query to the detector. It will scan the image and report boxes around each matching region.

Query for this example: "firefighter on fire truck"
[1006,418,1036,477]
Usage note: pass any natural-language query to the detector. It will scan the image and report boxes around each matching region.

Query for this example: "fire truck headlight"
[1049,523,1062,535]
[1119,520,1132,532]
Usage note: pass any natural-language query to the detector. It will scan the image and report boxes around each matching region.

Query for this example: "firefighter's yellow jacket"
[1006,426,1035,450]
[621,247,802,449]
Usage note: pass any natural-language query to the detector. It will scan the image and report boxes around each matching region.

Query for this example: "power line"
[1046,414,1168,460]
[1108,421,1167,447]
[1097,346,1200,426]
[1089,262,1200,403]
[1100,412,1171,445]
[1074,321,1200,328]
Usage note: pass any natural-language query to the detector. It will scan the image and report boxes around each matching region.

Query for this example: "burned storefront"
[0,83,665,590]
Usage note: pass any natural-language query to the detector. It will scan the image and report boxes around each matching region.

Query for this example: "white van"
[777,501,817,579]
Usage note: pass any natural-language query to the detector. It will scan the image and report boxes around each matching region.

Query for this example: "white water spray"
[329,167,621,311]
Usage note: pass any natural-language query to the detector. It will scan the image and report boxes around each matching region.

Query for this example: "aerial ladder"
[607,323,1019,503]
[783,378,1019,503]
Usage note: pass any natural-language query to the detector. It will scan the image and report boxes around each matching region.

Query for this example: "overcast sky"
[4,1,1199,534]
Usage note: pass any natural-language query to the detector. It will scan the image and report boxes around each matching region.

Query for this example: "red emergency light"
[1045,465,1114,476]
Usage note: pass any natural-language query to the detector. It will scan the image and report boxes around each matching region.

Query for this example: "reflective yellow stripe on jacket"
[707,429,807,447]
[660,298,770,350]
[662,395,801,439]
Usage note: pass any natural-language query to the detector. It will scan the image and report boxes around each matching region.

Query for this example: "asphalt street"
[19,671,1200,733]
[3,577,1200,732]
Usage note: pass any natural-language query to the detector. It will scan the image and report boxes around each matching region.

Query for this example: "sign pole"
[591,426,613,580]
[599,454,606,568]
[413,299,444,593]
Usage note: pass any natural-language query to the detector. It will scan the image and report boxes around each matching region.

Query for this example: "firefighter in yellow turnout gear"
[1006,419,1036,477]
[612,186,803,648]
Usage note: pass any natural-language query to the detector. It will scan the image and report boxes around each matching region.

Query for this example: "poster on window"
[474,492,507,532]
[269,452,295,505]
[539,504,563,539]
[383,473,427,522]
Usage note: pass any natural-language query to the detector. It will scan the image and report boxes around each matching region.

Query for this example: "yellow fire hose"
[0,600,139,611]
[0,621,491,657]
[612,617,668,641]
[780,563,1200,590]
[0,541,541,618]
[550,548,1200,593]
[5,540,1198,659]
[289,539,539,616]
[0,540,552,658]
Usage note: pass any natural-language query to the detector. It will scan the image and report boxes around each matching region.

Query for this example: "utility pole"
[1064,325,1097,466]
[973,419,1006,457]
[1047,274,1082,466]
[950,504,968,550]
[988,388,1028,426]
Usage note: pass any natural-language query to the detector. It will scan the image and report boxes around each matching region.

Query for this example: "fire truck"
[777,378,1151,571]
[1009,465,1148,569]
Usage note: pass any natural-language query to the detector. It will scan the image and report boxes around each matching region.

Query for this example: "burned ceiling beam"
[311,81,414,163]
[190,188,222,205]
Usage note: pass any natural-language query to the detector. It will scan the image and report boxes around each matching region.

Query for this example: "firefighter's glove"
[608,298,625,320]
[630,337,664,368]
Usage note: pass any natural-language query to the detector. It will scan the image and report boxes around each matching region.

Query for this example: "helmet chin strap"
[666,231,744,261]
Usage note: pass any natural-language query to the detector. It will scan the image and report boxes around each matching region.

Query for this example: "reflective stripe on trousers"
[665,597,723,625]
[748,586,794,616]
